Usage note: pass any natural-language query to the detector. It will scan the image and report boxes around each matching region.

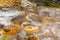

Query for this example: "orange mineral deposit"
[2,24,22,35]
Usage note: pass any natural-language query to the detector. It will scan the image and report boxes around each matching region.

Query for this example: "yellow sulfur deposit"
[0,0,20,7]
[25,26,40,35]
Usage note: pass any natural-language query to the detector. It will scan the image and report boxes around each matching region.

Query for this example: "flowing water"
[0,8,21,25]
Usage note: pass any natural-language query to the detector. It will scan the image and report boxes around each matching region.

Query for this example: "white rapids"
[0,9,21,25]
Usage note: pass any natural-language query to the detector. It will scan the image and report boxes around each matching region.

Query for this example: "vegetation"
[49,2,60,8]
[41,0,50,6]
[28,0,60,8]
